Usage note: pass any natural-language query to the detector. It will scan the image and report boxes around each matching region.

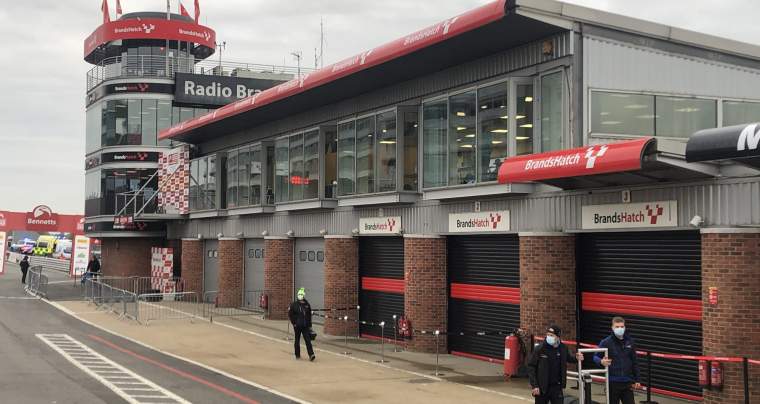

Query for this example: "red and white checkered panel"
[150,247,175,292]
[158,146,190,215]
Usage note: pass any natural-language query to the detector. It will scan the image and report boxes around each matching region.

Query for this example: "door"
[447,235,520,360]
[243,239,265,309]
[578,231,702,399]
[359,237,404,338]
[294,238,325,322]
[203,239,219,297]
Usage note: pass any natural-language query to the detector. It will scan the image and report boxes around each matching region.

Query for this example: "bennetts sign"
[581,201,678,229]
[174,73,286,107]
[448,210,510,233]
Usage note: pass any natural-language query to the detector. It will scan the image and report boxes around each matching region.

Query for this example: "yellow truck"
[33,235,58,256]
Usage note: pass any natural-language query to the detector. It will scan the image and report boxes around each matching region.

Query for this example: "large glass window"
[101,168,157,215]
[515,84,535,155]
[423,100,448,188]
[189,159,199,210]
[477,83,508,182]
[226,150,238,208]
[274,138,289,203]
[127,99,142,144]
[337,121,356,196]
[289,134,304,201]
[197,157,208,209]
[324,127,338,198]
[723,100,760,126]
[356,116,375,194]
[591,92,656,136]
[156,100,172,133]
[190,156,218,211]
[541,72,563,152]
[449,92,477,185]
[376,111,397,192]
[141,99,157,145]
[86,104,102,153]
[238,147,250,207]
[656,97,716,138]
[402,111,419,191]
[250,146,262,205]
[207,155,217,209]
[303,130,320,200]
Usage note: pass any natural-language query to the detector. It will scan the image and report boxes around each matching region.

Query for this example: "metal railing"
[26,266,48,298]
[96,276,186,296]
[201,290,266,322]
[114,170,161,219]
[137,291,199,325]
[86,55,311,91]
[84,278,139,320]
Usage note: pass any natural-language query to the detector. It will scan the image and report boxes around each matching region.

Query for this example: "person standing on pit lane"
[288,287,315,361]
[527,325,585,404]
[594,316,641,404]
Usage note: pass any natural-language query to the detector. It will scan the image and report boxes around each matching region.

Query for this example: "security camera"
[351,228,360,236]
[319,229,328,236]
[286,230,295,237]
[217,232,224,239]
[261,230,269,237]
[689,215,703,227]
[196,233,202,240]
[235,232,244,238]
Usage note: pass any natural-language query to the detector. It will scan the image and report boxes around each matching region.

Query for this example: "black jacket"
[594,333,640,383]
[527,341,576,394]
[19,260,29,271]
[288,299,312,328]
[87,259,101,273]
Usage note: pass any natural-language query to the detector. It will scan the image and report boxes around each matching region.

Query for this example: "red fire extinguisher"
[698,360,710,387]
[710,361,723,389]
[504,334,522,378]
[398,316,411,338]
[259,294,268,310]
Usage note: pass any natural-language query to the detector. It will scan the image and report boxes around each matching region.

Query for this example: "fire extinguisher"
[259,294,268,310]
[503,334,522,378]
[698,360,710,387]
[710,361,723,389]
[398,316,411,338]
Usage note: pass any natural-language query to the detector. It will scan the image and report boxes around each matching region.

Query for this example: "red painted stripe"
[450,350,503,364]
[450,283,520,305]
[88,334,260,404]
[648,387,703,401]
[361,277,404,294]
[582,292,701,321]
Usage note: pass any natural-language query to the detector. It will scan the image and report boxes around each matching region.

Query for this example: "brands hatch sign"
[174,73,287,107]
[581,201,678,229]
[448,210,510,233]
[359,216,401,235]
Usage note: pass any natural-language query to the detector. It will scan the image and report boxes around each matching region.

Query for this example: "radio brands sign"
[359,216,401,234]
[174,73,287,107]
[448,210,510,233]
[581,201,678,229]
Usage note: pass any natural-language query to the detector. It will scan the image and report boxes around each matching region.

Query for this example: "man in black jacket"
[527,325,584,404]
[288,288,315,361]
[19,256,30,284]
[594,316,640,404]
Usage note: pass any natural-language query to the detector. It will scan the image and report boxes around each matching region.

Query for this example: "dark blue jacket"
[594,333,640,383]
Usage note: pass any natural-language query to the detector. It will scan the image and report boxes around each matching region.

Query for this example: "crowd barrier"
[201,290,267,322]
[137,291,199,325]
[25,266,48,298]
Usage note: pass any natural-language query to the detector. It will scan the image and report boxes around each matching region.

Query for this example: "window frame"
[537,69,566,153]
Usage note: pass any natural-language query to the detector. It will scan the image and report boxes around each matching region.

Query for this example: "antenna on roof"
[319,17,325,68]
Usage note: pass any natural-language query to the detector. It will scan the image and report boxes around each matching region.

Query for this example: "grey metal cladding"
[197,32,572,154]
[170,178,760,239]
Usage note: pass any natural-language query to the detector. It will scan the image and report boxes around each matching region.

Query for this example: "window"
[127,99,142,144]
[275,138,289,203]
[266,145,275,204]
[190,155,219,211]
[477,83,508,182]
[226,150,238,208]
[207,155,217,209]
[423,100,448,188]
[86,104,102,153]
[449,92,477,185]
[289,133,304,201]
[250,146,262,206]
[324,126,338,198]
[515,84,535,155]
[356,116,375,194]
[142,99,157,146]
[337,121,356,196]
[197,157,207,209]
[303,130,320,200]
[723,100,760,126]
[402,111,419,191]
[376,111,397,192]
[540,72,563,152]
[656,97,716,138]
[156,100,172,133]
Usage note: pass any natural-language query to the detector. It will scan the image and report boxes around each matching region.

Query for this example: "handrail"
[114,170,160,218]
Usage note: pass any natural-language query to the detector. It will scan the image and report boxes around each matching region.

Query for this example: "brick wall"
[404,235,447,353]
[180,239,203,295]
[218,238,243,308]
[264,237,293,321]
[323,236,359,336]
[702,230,760,404]
[519,234,577,342]
[101,238,160,278]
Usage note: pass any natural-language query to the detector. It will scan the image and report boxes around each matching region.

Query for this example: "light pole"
[291,51,302,78]
[216,41,226,75]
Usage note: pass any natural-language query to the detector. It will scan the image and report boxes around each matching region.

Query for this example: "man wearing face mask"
[594,316,640,404]
[527,325,584,403]
[288,287,316,361]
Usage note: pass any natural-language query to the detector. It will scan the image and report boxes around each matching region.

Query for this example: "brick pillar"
[101,237,160,278]
[264,237,293,320]
[323,236,358,336]
[181,239,203,295]
[218,238,244,308]
[702,229,760,404]
[519,233,577,342]
[404,235,447,353]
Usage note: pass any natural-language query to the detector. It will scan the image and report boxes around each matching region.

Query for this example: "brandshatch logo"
[142,23,156,34]
[585,145,609,169]
[489,212,502,229]
[387,217,397,232]
[524,145,609,171]
[646,203,664,224]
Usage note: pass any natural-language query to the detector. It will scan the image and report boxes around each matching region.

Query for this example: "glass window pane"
[198,157,208,210]
[540,72,563,152]
[356,116,375,194]
[180,106,193,123]
[172,106,180,126]
[266,146,275,204]
[303,130,320,199]
[289,134,304,201]
[250,146,262,206]
[591,92,654,136]
[157,100,172,133]
[423,100,447,188]
[403,111,419,191]
[141,99,157,145]
[226,150,238,208]
[207,155,216,209]
[274,138,289,203]
[127,99,142,145]
[337,121,355,196]
[114,99,129,145]
[87,103,101,153]
[477,83,508,182]
[324,126,338,198]
[238,148,250,206]
[377,111,397,192]
[449,92,477,185]
[102,100,116,147]
[189,159,199,210]
[656,96,716,138]
[516,84,535,155]
[723,101,760,127]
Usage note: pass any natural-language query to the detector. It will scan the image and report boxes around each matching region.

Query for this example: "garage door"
[578,231,702,399]
[243,239,265,309]
[203,239,219,295]
[447,235,520,360]
[295,238,325,322]
[359,237,404,339]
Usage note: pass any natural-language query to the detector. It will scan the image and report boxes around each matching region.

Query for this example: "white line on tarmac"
[0,296,37,300]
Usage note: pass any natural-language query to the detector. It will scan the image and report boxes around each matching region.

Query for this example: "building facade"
[95,1,760,402]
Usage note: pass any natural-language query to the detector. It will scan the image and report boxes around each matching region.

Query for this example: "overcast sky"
[0,0,759,215]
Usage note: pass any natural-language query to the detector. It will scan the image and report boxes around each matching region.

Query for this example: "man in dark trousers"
[81,254,101,284]
[19,256,30,284]
[527,325,584,404]
[594,316,641,404]
[288,287,315,361]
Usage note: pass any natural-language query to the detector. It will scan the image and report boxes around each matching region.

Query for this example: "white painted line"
[0,296,37,300]
[36,334,189,404]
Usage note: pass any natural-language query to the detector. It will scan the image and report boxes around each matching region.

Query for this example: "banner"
[0,231,6,275]
[72,235,90,277]
[581,200,678,229]
[158,145,190,215]
[358,216,401,235]
[448,210,510,233]
[151,247,175,293]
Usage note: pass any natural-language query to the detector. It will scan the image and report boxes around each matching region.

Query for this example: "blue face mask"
[546,335,557,346]
[613,327,625,338]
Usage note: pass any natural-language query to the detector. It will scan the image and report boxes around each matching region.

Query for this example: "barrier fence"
[25,266,48,298]
[137,291,199,325]
[201,290,267,322]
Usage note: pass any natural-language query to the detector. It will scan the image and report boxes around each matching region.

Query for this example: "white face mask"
[297,294,305,301]
[613,327,625,337]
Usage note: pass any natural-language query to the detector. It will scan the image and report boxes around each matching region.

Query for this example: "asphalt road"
[0,262,300,404]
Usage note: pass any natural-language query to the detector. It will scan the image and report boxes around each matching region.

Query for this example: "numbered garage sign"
[72,235,90,277]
